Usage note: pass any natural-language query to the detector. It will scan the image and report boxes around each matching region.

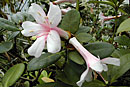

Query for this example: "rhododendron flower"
[99,12,121,28]
[53,0,76,4]
[21,3,69,58]
[69,37,120,87]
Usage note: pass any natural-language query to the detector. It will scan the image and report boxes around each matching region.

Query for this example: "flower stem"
[76,0,79,11]
[111,8,118,43]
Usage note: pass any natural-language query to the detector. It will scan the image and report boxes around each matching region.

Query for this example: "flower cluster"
[21,2,120,87]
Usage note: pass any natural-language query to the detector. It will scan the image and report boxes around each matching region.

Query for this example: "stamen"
[29,30,34,33]
[38,12,42,16]
[44,16,48,19]
[50,21,52,24]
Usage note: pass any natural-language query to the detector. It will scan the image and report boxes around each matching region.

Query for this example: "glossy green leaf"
[112,49,130,58]
[2,63,25,87]
[76,26,91,34]
[60,10,80,34]
[57,60,85,86]
[0,17,20,31]
[82,80,105,87]
[11,12,34,24]
[114,36,130,47]
[110,54,130,83]
[116,18,130,34]
[27,52,62,71]
[69,51,85,65]
[85,42,115,58]
[76,33,92,43]
[0,42,13,53]
[36,81,72,87]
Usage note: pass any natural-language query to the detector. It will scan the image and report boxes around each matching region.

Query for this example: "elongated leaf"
[110,54,130,83]
[69,51,85,65]
[57,60,85,86]
[85,42,115,58]
[116,18,130,34]
[82,80,105,87]
[76,33,92,43]
[11,12,34,24]
[0,18,20,31]
[114,36,130,47]
[27,52,62,71]
[36,81,71,87]
[112,49,130,58]
[0,42,13,53]
[2,63,25,87]
[60,10,80,34]
[76,26,91,34]
[87,1,115,7]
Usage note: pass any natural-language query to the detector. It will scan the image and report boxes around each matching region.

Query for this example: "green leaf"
[76,33,92,43]
[57,60,85,86]
[36,81,72,87]
[11,12,34,24]
[75,26,91,34]
[35,83,56,87]
[110,54,130,83]
[0,17,20,31]
[68,51,85,65]
[0,42,13,53]
[27,52,62,71]
[114,36,130,47]
[112,49,130,58]
[116,18,130,34]
[0,83,3,87]
[85,42,115,58]
[60,10,80,34]
[82,80,105,87]
[87,1,115,7]
[8,31,20,40]
[2,63,25,87]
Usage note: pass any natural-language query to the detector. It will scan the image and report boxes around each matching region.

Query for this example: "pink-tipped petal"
[28,3,46,24]
[101,57,120,66]
[47,3,61,28]
[47,30,61,53]
[102,64,108,71]
[77,67,89,87]
[28,36,46,58]
[85,69,92,82]
[53,27,69,39]
[21,21,43,36]
[90,60,103,72]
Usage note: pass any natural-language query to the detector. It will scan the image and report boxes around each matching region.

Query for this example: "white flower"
[69,37,120,87]
[21,3,69,58]
[99,12,121,28]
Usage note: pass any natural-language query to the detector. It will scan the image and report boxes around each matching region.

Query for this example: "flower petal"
[101,57,120,66]
[102,64,108,71]
[77,66,89,87]
[85,69,92,82]
[90,61,103,72]
[28,3,46,24]
[47,3,61,27]
[28,36,46,58]
[47,30,61,53]
[53,27,69,39]
[21,21,43,36]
